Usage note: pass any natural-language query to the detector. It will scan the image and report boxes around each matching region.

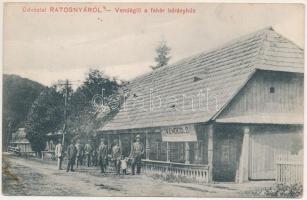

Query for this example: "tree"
[71,69,119,109]
[152,40,171,70]
[25,87,64,154]
[23,69,121,151]
[67,69,120,140]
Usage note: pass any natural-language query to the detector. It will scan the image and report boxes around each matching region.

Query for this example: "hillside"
[2,74,45,151]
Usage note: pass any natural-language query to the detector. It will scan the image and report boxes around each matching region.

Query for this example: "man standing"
[130,135,144,175]
[75,139,84,168]
[92,146,98,166]
[111,139,121,175]
[98,138,108,174]
[84,139,93,167]
[54,139,63,170]
[66,140,77,172]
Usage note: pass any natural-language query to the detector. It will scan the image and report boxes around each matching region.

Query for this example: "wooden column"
[185,142,190,164]
[117,131,122,155]
[195,142,199,163]
[145,130,150,160]
[107,134,110,154]
[200,141,204,164]
[207,124,214,182]
[236,126,250,183]
[130,133,134,152]
[166,142,170,162]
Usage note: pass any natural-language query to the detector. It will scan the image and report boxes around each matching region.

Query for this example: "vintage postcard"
[1,1,304,198]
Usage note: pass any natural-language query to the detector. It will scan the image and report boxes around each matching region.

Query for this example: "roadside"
[2,154,274,197]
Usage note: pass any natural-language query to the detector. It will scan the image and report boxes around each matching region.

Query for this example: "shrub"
[253,183,303,198]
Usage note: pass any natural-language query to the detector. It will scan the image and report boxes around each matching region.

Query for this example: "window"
[148,133,167,161]
[193,76,202,82]
[169,142,185,163]
[270,87,275,93]
[189,141,205,164]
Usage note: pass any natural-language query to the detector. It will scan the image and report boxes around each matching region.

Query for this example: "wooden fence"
[275,155,303,184]
[142,159,209,182]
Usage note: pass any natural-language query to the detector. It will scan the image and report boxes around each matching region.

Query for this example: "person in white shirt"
[54,139,63,170]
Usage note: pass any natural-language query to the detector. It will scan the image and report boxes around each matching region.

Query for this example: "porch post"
[117,131,122,155]
[185,142,190,164]
[107,134,110,154]
[166,142,170,162]
[130,132,134,151]
[236,126,250,183]
[207,124,213,182]
[145,130,150,160]
[195,142,199,162]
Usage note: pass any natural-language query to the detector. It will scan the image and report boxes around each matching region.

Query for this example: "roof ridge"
[253,28,304,72]
[251,29,269,68]
[129,27,271,85]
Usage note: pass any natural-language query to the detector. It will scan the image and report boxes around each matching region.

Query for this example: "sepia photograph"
[1,2,304,198]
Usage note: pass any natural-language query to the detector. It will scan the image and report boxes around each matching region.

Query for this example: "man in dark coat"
[92,146,98,166]
[98,138,108,174]
[111,139,121,175]
[130,135,144,175]
[84,139,93,167]
[66,140,77,172]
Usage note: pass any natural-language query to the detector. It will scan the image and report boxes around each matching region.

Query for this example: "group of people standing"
[54,135,144,175]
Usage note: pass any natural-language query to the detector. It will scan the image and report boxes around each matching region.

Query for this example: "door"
[213,132,242,181]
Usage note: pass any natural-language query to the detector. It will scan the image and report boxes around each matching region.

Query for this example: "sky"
[3,3,304,87]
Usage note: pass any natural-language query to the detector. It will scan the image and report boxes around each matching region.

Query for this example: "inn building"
[97,27,304,182]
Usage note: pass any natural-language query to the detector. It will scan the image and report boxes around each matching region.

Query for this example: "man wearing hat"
[75,139,84,168]
[84,139,93,167]
[54,139,63,170]
[66,140,77,172]
[111,139,121,175]
[98,138,108,174]
[129,134,144,175]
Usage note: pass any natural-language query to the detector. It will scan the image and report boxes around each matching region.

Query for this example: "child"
[120,156,128,175]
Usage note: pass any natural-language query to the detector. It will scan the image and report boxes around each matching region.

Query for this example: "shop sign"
[161,125,197,142]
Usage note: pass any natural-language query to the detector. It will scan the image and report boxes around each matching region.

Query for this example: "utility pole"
[57,79,80,147]
[62,79,69,147]
[7,121,12,152]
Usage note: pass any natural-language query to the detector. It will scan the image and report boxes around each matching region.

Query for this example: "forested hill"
[2,74,45,150]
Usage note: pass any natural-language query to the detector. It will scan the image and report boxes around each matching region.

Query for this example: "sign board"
[161,125,197,142]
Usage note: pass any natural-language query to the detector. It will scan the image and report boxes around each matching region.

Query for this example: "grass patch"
[150,173,195,183]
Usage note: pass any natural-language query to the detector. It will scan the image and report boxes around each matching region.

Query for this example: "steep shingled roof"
[99,27,304,131]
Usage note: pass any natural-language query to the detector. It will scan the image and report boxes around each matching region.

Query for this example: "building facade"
[98,27,304,182]
[10,128,33,153]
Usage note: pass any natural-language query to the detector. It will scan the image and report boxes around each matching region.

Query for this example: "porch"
[100,123,303,184]
[100,124,214,183]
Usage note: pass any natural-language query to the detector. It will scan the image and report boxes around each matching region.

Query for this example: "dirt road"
[2,154,273,197]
